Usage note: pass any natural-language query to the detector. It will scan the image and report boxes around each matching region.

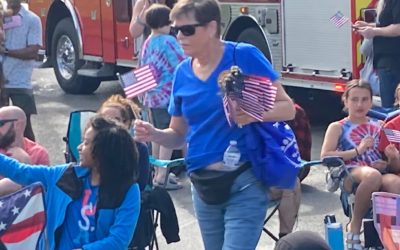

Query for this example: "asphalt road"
[31,68,347,249]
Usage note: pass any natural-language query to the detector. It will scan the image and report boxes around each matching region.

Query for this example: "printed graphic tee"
[59,177,98,249]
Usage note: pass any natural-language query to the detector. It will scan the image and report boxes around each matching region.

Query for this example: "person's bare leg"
[152,142,161,183]
[346,167,382,234]
[381,174,400,194]
[278,178,301,237]
[154,145,174,184]
[24,114,35,141]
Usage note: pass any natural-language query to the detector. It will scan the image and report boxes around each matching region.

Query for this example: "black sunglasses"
[0,119,17,127]
[170,23,206,37]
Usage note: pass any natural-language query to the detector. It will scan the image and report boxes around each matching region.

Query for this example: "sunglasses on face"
[0,119,17,128]
[170,23,206,37]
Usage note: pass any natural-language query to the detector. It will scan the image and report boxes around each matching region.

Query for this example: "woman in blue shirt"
[134,0,295,249]
[0,116,141,250]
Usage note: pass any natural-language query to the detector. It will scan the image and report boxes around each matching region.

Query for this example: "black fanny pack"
[190,162,251,205]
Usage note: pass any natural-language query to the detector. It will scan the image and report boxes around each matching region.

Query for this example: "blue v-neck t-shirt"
[168,41,279,172]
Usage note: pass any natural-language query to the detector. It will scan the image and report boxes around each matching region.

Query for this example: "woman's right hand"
[133,120,156,142]
[358,136,374,154]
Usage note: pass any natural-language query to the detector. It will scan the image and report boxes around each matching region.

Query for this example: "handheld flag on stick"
[330,11,349,28]
[219,66,277,126]
[119,64,157,99]
[383,128,400,144]
[0,182,46,250]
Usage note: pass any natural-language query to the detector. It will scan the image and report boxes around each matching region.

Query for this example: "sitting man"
[0,106,49,196]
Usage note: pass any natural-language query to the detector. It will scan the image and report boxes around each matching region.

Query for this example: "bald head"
[0,106,27,133]
[0,106,26,122]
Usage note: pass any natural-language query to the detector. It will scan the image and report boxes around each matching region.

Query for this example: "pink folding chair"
[372,192,400,250]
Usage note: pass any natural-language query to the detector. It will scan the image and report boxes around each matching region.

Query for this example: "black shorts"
[3,88,37,115]
[149,108,171,129]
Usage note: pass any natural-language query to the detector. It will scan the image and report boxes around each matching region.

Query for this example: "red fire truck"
[29,0,377,107]
[30,0,141,94]
[220,0,378,114]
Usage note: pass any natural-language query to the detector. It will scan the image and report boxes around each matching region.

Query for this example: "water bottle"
[324,215,344,250]
[223,140,241,170]
[324,215,336,240]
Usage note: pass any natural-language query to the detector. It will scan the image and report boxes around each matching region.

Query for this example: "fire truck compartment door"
[283,0,352,77]
[74,0,103,56]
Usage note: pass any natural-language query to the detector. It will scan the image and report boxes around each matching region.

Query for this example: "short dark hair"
[170,0,221,36]
[89,115,139,208]
[145,4,171,29]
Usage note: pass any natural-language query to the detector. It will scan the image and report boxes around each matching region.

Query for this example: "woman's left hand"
[357,27,376,39]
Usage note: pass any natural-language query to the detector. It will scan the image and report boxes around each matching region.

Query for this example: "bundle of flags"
[372,192,400,250]
[0,182,46,250]
[119,64,157,99]
[330,11,349,28]
[383,128,400,144]
[219,66,277,126]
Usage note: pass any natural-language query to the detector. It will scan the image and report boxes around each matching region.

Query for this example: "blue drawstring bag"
[244,121,302,189]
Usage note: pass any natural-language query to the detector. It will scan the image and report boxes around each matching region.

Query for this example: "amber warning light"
[335,83,345,92]
[240,6,249,14]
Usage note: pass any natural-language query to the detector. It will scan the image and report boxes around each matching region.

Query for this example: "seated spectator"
[274,231,330,250]
[320,80,400,250]
[0,116,141,249]
[269,178,301,239]
[267,103,308,239]
[378,113,400,194]
[98,94,150,190]
[287,102,312,181]
[0,106,49,196]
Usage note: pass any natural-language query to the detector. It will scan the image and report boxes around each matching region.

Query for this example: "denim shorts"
[192,168,268,250]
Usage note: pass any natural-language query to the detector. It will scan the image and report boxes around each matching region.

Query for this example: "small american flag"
[0,182,46,250]
[330,11,349,28]
[384,128,400,144]
[119,64,157,99]
[222,72,277,126]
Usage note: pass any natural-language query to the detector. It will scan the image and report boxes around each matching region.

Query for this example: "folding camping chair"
[262,171,302,242]
[319,156,385,249]
[63,110,182,250]
[262,199,281,242]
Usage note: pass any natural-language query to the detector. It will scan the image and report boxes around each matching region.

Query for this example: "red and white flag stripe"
[121,64,157,99]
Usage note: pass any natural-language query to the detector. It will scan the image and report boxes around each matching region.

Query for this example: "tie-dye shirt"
[140,34,185,108]
[338,117,382,167]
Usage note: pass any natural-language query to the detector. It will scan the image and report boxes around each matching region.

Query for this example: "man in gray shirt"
[1,0,42,141]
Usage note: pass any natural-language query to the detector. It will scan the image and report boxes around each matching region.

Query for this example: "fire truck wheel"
[51,18,101,94]
[236,27,272,63]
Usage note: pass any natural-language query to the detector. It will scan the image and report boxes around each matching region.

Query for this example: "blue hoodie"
[0,154,140,250]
